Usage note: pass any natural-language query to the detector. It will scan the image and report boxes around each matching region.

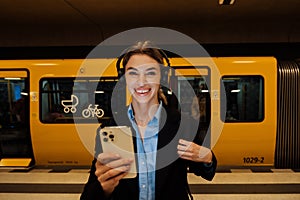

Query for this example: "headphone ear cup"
[116,55,125,79]
[160,66,169,88]
[158,49,171,88]
[118,68,125,79]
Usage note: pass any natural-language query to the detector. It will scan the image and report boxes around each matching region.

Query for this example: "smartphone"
[99,126,137,179]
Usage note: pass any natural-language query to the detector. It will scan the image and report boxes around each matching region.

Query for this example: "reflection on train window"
[177,76,211,124]
[0,78,28,126]
[221,76,264,122]
[40,77,118,123]
[172,66,211,126]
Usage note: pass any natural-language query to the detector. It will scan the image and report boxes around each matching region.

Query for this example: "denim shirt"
[127,102,162,200]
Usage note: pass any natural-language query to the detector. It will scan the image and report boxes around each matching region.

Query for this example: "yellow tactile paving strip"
[188,172,300,184]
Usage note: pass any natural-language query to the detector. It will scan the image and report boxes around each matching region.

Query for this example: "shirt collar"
[127,101,162,124]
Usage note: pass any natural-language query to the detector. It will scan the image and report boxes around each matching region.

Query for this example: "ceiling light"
[34,63,58,66]
[231,89,240,93]
[219,0,235,5]
[4,77,21,80]
[232,61,256,64]
[94,91,104,94]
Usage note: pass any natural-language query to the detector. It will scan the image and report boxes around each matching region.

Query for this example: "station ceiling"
[1,0,300,47]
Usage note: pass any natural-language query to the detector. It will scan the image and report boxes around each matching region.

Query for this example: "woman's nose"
[137,73,146,85]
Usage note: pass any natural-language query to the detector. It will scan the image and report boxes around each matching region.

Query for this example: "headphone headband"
[116,48,170,79]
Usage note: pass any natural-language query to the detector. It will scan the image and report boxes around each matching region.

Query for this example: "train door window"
[172,66,211,123]
[40,77,118,123]
[0,70,33,159]
[221,76,264,122]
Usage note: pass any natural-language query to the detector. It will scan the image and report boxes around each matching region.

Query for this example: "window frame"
[220,75,265,123]
[39,76,118,124]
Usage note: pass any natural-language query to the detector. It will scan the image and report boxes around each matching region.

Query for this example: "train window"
[171,66,211,126]
[221,76,264,122]
[40,77,118,124]
[0,78,27,125]
[176,76,211,122]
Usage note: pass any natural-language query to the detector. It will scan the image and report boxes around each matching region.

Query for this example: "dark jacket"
[80,104,217,200]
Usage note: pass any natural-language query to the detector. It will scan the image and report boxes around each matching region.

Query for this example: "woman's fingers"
[177,139,199,154]
[95,152,135,196]
[99,170,129,195]
[105,158,134,169]
[177,139,212,163]
[95,152,134,179]
[178,154,193,161]
[97,152,121,164]
[96,153,121,176]
[178,139,192,146]
[98,165,130,183]
[177,150,193,157]
[97,152,134,168]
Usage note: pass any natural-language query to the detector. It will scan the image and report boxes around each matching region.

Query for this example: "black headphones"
[116,48,171,87]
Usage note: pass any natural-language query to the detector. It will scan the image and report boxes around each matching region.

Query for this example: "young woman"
[80,41,217,200]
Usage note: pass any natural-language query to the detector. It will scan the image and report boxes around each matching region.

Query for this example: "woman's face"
[125,54,161,105]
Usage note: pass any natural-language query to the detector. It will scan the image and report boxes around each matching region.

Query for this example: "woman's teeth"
[136,89,150,94]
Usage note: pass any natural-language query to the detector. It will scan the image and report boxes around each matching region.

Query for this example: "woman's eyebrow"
[126,67,138,71]
[145,67,158,71]
[126,66,158,71]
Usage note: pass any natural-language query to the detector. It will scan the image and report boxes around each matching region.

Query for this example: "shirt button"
[142,185,146,188]
[142,162,145,165]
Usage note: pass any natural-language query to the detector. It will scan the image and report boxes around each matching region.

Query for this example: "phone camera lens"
[102,131,108,136]
[109,134,114,141]
[103,138,108,142]
[109,134,114,139]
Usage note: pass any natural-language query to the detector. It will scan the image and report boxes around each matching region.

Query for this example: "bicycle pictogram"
[82,104,104,118]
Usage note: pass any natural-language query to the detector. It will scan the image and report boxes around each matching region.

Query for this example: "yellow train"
[0,57,298,169]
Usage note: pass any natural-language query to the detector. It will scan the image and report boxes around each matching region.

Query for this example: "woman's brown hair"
[121,41,164,67]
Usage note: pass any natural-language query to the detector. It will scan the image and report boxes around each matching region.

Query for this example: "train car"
[0,57,298,169]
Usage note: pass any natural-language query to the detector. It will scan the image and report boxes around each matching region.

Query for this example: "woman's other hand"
[177,139,212,164]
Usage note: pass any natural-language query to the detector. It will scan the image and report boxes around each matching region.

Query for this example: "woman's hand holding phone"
[95,152,134,197]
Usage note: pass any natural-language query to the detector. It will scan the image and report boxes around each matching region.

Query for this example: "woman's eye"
[146,71,156,76]
[128,71,138,76]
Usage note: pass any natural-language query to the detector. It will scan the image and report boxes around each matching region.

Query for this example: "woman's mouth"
[135,88,151,96]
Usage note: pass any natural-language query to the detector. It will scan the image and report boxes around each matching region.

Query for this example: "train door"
[171,66,211,147]
[0,70,33,167]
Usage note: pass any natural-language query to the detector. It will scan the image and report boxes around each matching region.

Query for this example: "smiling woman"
[80,41,217,200]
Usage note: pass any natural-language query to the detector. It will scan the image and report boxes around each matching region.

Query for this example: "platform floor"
[0,167,299,200]
[1,193,300,200]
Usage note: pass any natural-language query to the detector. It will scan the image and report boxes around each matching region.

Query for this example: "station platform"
[0,167,299,200]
